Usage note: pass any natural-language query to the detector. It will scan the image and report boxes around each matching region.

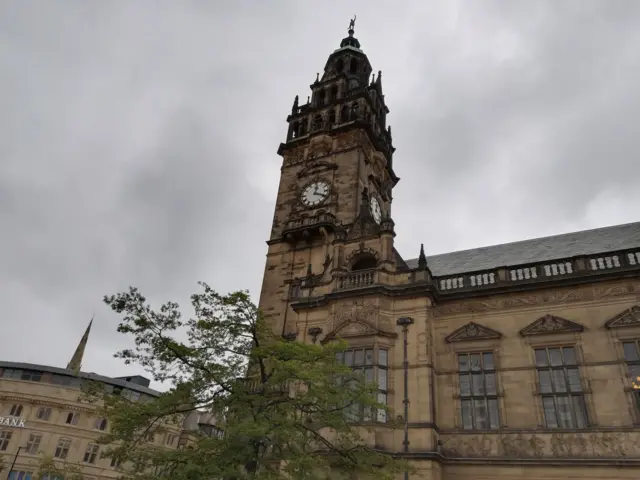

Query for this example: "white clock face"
[301,181,330,207]
[370,196,382,224]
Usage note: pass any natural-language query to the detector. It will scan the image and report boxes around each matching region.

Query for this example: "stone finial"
[418,243,427,269]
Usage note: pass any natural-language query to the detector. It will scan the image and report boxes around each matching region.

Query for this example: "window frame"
[534,345,589,429]
[54,438,72,459]
[0,430,13,451]
[36,407,51,421]
[83,442,100,464]
[457,350,501,430]
[9,404,23,417]
[65,412,79,425]
[621,339,640,417]
[24,433,42,455]
[335,346,389,424]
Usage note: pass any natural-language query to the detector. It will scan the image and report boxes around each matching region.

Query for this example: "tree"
[83,283,406,480]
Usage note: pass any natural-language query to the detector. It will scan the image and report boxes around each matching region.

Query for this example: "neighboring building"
[0,321,219,480]
[258,20,640,480]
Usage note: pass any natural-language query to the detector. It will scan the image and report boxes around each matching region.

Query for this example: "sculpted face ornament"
[301,181,330,207]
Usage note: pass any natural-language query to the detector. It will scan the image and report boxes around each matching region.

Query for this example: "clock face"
[301,181,330,207]
[370,196,382,224]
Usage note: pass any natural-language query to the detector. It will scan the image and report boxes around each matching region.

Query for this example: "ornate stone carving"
[439,431,640,459]
[445,322,502,343]
[595,283,634,298]
[433,289,586,317]
[520,314,585,336]
[604,305,640,329]
[322,300,393,341]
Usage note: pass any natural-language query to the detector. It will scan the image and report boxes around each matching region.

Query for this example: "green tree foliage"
[85,283,405,480]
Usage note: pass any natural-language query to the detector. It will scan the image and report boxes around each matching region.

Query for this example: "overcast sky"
[1,1,639,390]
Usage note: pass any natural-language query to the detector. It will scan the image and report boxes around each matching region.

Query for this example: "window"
[20,370,42,382]
[622,340,640,411]
[0,431,13,451]
[54,438,71,459]
[535,346,588,428]
[349,58,358,74]
[65,412,79,425]
[36,407,51,421]
[110,456,122,468]
[458,352,500,430]
[25,433,42,454]
[165,433,176,446]
[84,443,99,463]
[9,405,23,417]
[8,471,32,480]
[2,369,23,379]
[94,418,107,431]
[336,347,388,423]
[51,374,80,387]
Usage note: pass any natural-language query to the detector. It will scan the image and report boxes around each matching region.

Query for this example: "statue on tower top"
[348,15,356,33]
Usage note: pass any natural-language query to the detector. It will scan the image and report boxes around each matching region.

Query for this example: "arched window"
[349,58,358,74]
[316,89,325,107]
[350,102,359,120]
[313,115,323,131]
[351,255,377,271]
[328,109,336,125]
[300,119,307,135]
[336,59,344,73]
[340,105,349,122]
[330,85,338,101]
[292,122,300,139]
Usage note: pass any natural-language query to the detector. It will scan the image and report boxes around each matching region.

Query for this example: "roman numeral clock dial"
[301,181,330,207]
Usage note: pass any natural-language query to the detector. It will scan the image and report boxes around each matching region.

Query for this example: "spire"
[66,317,93,372]
[418,244,427,269]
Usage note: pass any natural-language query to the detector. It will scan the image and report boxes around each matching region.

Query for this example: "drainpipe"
[397,317,414,480]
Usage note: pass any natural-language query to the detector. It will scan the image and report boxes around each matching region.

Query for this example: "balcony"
[283,213,336,242]
[337,269,377,290]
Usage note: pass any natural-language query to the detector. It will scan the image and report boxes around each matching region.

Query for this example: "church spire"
[66,317,93,372]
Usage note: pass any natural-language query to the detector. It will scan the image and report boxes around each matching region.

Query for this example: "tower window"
[349,58,358,74]
[340,105,349,123]
[316,89,326,107]
[350,102,359,120]
[330,85,338,101]
[351,255,377,271]
[291,122,300,139]
[312,115,323,131]
[328,109,336,125]
[336,59,344,73]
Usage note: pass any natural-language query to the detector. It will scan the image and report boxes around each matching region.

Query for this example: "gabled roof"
[405,221,640,277]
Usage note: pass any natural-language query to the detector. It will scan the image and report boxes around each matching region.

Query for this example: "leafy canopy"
[83,283,404,480]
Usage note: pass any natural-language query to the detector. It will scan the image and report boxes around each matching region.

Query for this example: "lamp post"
[6,446,23,480]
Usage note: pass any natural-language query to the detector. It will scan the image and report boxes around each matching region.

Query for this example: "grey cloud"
[1,1,639,389]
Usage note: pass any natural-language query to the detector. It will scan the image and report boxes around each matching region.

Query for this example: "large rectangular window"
[54,438,71,459]
[458,352,500,430]
[535,346,587,428]
[336,347,388,423]
[622,340,640,412]
[24,434,41,454]
[0,431,12,451]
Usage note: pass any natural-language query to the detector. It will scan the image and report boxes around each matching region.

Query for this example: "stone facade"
[0,362,218,480]
[257,24,640,480]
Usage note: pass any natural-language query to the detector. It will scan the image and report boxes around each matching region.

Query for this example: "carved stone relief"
[605,305,640,329]
[440,431,640,458]
[445,322,502,343]
[519,314,585,336]
[594,283,635,299]
[323,299,381,340]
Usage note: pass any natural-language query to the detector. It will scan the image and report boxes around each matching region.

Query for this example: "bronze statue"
[348,15,356,32]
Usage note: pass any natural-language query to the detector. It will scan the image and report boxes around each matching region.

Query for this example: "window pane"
[345,351,354,366]
[365,349,374,365]
[630,364,640,385]
[483,352,494,370]
[535,349,548,367]
[567,368,582,392]
[485,373,497,395]
[549,348,563,366]
[377,368,387,390]
[623,342,639,362]
[488,398,500,429]
[354,350,364,366]
[376,393,387,422]
[556,396,573,428]
[365,368,374,384]
[542,397,558,428]
[469,354,481,371]
[552,369,567,393]
[538,370,552,393]
[378,349,388,366]
[473,398,488,429]
[458,354,469,372]
[572,396,588,428]
[335,352,344,364]
[563,347,577,365]
[472,374,484,395]
[459,374,471,397]
[461,399,473,429]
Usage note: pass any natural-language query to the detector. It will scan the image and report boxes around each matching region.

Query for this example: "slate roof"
[404,221,640,277]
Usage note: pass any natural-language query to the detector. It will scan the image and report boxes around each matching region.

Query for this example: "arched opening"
[292,122,300,139]
[328,109,336,125]
[330,85,338,101]
[336,59,344,73]
[313,115,323,131]
[340,105,349,123]
[351,255,377,271]
[350,102,359,120]
[349,58,358,74]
